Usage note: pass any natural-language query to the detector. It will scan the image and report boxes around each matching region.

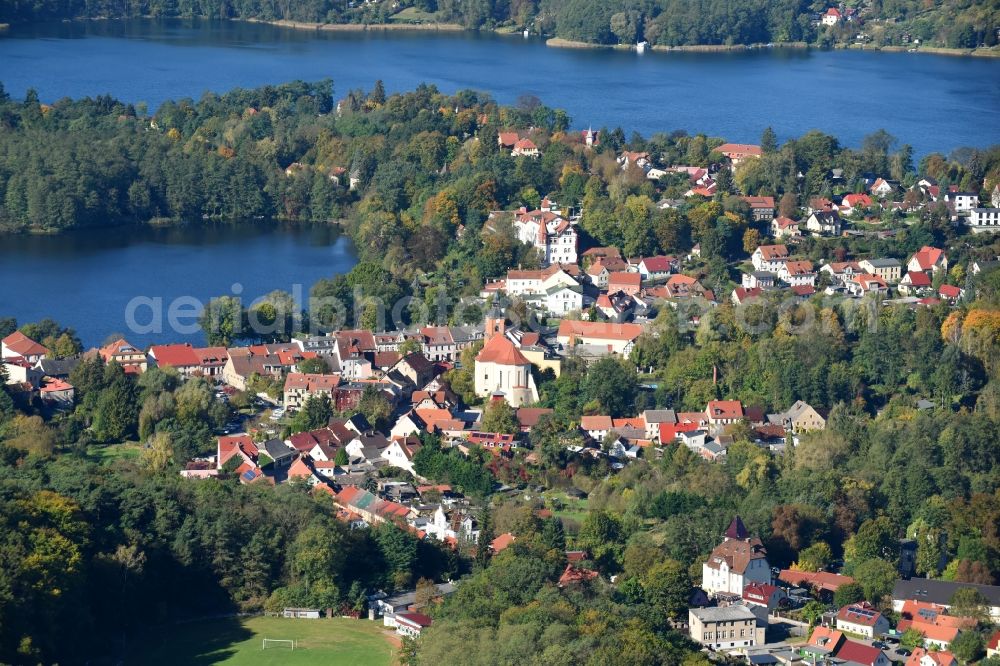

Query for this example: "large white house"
[702,516,771,596]
[968,208,1000,233]
[752,244,789,273]
[505,264,584,315]
[508,202,578,266]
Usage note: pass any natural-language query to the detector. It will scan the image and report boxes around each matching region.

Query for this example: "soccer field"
[128,615,398,665]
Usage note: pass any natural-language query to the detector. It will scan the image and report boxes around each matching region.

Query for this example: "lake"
[1,20,998,348]
[0,223,356,348]
[1,19,998,155]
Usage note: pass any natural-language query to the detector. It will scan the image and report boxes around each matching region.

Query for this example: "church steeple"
[485,294,506,340]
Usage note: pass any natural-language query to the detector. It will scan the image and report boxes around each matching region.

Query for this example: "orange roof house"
[706,400,744,424]
[490,533,516,553]
[558,564,599,587]
[1,331,49,361]
[99,338,147,373]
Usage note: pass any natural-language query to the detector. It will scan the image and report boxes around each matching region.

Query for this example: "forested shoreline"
[1,0,997,50]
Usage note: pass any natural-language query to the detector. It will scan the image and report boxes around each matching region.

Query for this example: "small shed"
[283,607,321,619]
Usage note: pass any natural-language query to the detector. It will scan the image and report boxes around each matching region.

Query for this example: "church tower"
[485,294,506,340]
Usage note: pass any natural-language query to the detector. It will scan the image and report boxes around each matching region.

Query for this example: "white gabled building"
[507,201,578,266]
[752,244,789,273]
[702,517,771,596]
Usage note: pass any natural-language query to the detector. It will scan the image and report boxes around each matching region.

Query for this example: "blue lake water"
[0,223,355,347]
[0,19,997,155]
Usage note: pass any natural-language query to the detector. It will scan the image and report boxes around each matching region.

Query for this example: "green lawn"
[389,7,441,22]
[86,441,142,465]
[541,491,590,523]
[127,615,398,666]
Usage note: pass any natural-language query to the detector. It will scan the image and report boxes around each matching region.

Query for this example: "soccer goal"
[262,638,296,651]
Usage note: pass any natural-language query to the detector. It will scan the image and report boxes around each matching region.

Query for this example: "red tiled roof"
[896,621,959,644]
[476,335,530,366]
[836,640,882,666]
[516,407,553,429]
[580,415,613,430]
[843,193,872,207]
[396,612,433,628]
[837,602,883,627]
[707,400,743,420]
[498,132,520,147]
[904,271,932,287]
[99,338,143,362]
[2,331,49,358]
[743,196,775,209]
[558,564,598,586]
[808,626,845,651]
[906,649,956,666]
[284,372,340,392]
[195,346,228,365]
[150,343,201,367]
[640,256,674,272]
[717,143,763,158]
[288,457,313,479]
[40,378,73,393]
[557,320,643,342]
[743,582,781,603]
[608,272,641,288]
[491,532,516,552]
[757,244,789,261]
[911,246,945,271]
[784,260,814,275]
[779,569,854,592]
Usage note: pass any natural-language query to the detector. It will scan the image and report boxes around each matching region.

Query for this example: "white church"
[474,300,538,407]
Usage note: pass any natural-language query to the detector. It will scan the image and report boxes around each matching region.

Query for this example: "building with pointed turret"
[702,516,771,596]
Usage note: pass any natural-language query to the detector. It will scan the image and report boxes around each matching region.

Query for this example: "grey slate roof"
[643,409,677,425]
[263,438,295,461]
[892,578,1000,607]
[690,606,758,622]
[35,356,81,377]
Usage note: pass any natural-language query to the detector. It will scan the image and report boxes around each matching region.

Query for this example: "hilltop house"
[701,516,770,596]
[504,204,579,266]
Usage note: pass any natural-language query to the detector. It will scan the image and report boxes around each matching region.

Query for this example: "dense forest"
[1,0,997,48]
[2,81,1000,664]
